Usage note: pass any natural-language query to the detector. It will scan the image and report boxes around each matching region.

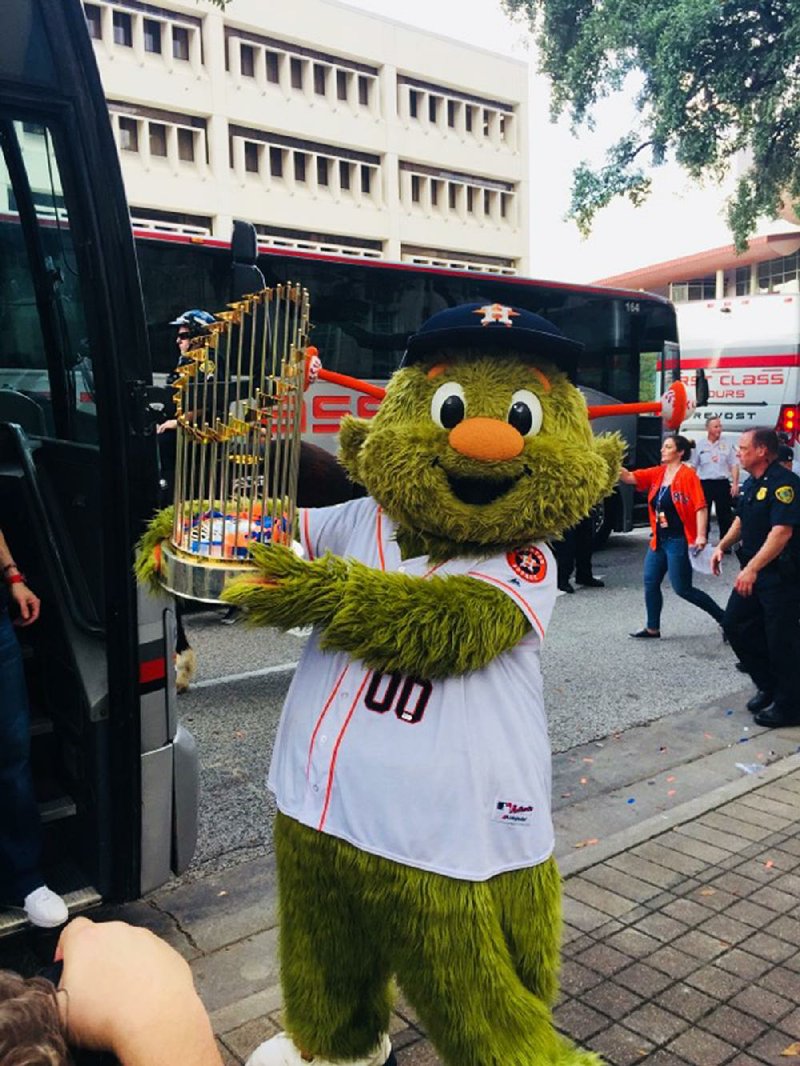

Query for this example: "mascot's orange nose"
[448,417,524,462]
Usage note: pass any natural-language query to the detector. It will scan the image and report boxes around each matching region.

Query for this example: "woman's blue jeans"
[0,608,43,902]
[643,534,724,632]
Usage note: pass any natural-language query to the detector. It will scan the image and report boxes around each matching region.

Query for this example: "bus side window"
[0,121,96,444]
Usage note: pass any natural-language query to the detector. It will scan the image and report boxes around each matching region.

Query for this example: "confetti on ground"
[561,792,572,799]
[738,737,750,743]
[765,860,774,869]
[573,839,599,849]
[668,789,677,797]
[724,709,734,716]
[666,775,676,783]
[658,746,667,752]
[704,732,714,739]
[582,757,594,764]
[780,1042,800,1057]
[580,777,588,785]
[217,890,228,897]
[627,797,636,805]
[699,888,716,896]
[233,730,246,739]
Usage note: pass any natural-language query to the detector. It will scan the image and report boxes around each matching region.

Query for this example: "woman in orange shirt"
[620,434,724,638]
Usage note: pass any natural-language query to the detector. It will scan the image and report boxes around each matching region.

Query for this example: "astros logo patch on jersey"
[506,546,547,583]
[776,485,795,504]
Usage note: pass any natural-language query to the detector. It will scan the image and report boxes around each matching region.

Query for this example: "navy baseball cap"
[401,302,583,372]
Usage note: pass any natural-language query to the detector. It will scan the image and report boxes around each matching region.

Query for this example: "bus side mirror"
[695,368,709,408]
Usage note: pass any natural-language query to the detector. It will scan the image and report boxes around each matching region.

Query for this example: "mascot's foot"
[246,1032,395,1066]
[175,647,197,694]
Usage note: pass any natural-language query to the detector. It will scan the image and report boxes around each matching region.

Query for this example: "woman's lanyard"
[655,478,672,529]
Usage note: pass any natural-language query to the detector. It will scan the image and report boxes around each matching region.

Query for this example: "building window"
[84,3,102,40]
[317,156,329,186]
[269,146,283,177]
[428,96,439,123]
[177,128,195,162]
[339,160,351,189]
[411,174,421,203]
[758,252,800,294]
[465,106,473,132]
[735,266,751,296]
[241,44,255,77]
[447,100,456,128]
[244,142,259,173]
[336,70,349,101]
[409,90,419,119]
[294,153,306,182]
[172,26,190,61]
[670,275,715,302]
[266,51,279,83]
[358,76,370,106]
[466,187,475,213]
[431,180,440,206]
[360,166,371,195]
[143,19,161,54]
[113,10,132,47]
[149,123,167,157]
[290,57,303,89]
[118,117,138,152]
[501,193,509,218]
[448,183,457,209]
[314,64,327,96]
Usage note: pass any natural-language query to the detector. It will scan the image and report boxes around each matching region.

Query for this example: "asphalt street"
[177,527,749,884]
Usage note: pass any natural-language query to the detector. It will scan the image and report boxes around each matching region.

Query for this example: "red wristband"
[6,573,25,585]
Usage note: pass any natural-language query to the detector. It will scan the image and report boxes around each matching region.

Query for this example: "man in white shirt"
[691,416,739,541]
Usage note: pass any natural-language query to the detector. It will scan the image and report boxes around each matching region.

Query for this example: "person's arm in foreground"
[0,527,40,625]
[711,516,742,575]
[56,917,222,1066]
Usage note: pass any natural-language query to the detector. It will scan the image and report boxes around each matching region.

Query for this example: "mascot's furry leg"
[254,816,603,1066]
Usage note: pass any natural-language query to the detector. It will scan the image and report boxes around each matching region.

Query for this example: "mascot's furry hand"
[222,542,348,629]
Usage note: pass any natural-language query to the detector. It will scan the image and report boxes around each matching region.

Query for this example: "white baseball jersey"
[691,439,738,481]
[267,495,558,881]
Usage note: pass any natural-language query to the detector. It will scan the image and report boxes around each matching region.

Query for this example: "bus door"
[0,0,197,935]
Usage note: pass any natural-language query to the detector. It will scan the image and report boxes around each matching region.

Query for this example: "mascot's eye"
[507,390,543,437]
[431,382,466,429]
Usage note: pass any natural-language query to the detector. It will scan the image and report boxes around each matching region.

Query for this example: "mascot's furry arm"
[222,544,529,679]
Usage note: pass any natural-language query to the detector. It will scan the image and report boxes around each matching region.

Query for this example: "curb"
[559,749,800,878]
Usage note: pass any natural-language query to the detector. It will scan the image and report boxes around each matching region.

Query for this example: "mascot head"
[338,303,624,557]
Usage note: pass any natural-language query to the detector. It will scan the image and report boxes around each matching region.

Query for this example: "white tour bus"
[678,293,800,453]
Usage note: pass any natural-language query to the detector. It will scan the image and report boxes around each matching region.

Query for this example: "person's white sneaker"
[23,885,69,928]
[246,1031,394,1066]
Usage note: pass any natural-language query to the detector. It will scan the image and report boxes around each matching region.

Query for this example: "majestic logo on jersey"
[506,546,547,583]
[474,303,520,327]
[756,487,768,501]
[493,799,536,826]
[776,485,795,504]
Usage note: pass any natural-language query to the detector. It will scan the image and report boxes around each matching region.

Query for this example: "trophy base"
[159,541,256,604]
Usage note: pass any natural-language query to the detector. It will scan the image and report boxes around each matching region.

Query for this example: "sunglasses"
[177,331,192,340]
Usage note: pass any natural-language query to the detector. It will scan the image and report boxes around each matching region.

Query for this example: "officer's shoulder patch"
[756,486,768,500]
[775,485,795,504]
[506,546,547,584]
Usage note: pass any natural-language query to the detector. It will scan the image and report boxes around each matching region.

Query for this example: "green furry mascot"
[226,305,622,1066]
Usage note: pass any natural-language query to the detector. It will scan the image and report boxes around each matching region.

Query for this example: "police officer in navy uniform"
[712,428,800,728]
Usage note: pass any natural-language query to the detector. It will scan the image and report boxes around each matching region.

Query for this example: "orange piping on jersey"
[302,509,314,561]
[529,367,551,393]
[422,562,446,579]
[376,507,386,571]
[306,664,349,778]
[467,570,545,642]
[318,670,372,831]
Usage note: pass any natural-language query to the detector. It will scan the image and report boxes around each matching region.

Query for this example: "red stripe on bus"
[662,354,800,370]
[139,657,166,685]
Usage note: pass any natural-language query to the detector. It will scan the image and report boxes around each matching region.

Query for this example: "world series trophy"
[158,283,313,603]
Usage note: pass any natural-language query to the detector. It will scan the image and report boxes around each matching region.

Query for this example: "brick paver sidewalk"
[216,766,800,1065]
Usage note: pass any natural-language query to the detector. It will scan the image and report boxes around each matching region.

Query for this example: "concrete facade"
[84,0,530,273]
